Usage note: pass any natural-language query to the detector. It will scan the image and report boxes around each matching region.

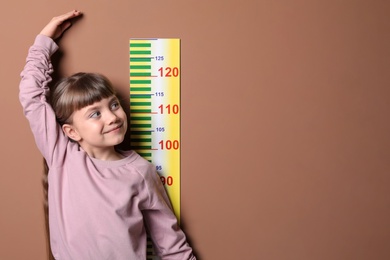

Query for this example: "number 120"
[158,67,179,77]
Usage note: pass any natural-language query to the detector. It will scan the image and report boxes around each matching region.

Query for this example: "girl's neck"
[80,145,124,161]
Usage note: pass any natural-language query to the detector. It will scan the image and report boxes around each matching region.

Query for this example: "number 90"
[160,176,173,186]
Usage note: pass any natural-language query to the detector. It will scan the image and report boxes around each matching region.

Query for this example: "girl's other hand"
[40,10,82,40]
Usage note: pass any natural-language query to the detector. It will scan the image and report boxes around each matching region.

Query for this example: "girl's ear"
[62,124,81,141]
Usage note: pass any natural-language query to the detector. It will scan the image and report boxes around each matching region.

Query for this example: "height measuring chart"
[129,38,181,258]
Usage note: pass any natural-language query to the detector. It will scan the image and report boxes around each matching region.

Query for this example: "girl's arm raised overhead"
[19,10,82,167]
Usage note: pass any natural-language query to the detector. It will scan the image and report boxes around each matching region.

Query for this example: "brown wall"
[1,1,390,259]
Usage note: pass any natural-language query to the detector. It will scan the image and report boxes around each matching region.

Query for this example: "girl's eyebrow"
[109,96,119,102]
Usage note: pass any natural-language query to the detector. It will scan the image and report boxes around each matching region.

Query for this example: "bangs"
[68,82,115,112]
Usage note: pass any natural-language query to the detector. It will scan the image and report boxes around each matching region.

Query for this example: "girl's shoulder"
[121,150,154,172]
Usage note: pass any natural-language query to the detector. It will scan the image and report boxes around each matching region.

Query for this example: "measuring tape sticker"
[129,38,181,220]
[130,38,181,259]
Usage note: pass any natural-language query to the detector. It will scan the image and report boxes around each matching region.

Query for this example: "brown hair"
[51,72,116,125]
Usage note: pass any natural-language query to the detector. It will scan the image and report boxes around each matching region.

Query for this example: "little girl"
[19,10,196,259]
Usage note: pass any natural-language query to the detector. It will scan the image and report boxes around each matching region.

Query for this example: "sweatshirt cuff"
[34,34,59,56]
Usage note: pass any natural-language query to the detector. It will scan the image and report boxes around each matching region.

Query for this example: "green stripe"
[131,131,152,135]
[130,72,151,77]
[132,145,152,149]
[130,80,151,84]
[131,102,151,106]
[130,87,151,92]
[130,57,151,62]
[131,124,152,128]
[130,50,151,55]
[130,109,151,113]
[130,65,151,69]
[130,94,152,99]
[131,116,151,121]
[131,138,152,142]
[130,43,151,47]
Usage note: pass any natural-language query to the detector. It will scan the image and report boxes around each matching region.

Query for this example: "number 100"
[159,140,180,150]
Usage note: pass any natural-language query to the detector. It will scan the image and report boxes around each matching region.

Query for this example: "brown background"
[1,1,389,259]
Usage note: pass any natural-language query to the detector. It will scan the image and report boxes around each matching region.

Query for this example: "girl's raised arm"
[19,10,82,167]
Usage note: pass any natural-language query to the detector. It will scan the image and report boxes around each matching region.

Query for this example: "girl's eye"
[111,101,120,110]
[90,111,101,118]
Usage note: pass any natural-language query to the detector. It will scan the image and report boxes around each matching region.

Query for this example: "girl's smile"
[103,123,124,134]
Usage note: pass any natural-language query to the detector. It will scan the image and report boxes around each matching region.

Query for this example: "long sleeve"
[19,34,68,167]
[142,164,196,260]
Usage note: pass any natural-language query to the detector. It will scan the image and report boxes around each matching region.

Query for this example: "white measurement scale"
[129,38,181,260]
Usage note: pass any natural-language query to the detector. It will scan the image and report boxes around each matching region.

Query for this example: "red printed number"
[160,176,173,186]
[158,67,179,77]
[159,140,180,150]
[158,104,179,114]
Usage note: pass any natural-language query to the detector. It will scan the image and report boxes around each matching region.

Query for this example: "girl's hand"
[40,10,82,40]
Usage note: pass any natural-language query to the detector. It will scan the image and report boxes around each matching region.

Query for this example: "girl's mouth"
[104,124,123,134]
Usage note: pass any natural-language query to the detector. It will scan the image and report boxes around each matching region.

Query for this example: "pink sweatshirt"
[19,35,195,260]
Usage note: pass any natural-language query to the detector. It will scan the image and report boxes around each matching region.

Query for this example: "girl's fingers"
[60,21,72,33]
[54,10,82,25]
[60,10,81,20]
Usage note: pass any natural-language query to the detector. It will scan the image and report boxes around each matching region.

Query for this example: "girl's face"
[63,95,127,157]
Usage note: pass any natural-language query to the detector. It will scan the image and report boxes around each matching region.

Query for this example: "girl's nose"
[106,110,119,124]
